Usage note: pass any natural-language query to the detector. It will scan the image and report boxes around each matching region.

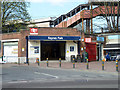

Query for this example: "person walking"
[105,53,110,61]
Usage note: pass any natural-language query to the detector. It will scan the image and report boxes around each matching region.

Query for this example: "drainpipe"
[78,41,80,55]
[26,36,28,63]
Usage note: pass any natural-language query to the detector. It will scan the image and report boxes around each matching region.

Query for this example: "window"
[34,47,39,53]
[30,46,39,54]
[70,46,74,51]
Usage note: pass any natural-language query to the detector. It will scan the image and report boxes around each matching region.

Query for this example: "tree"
[91,1,120,32]
[1,1,31,33]
[75,1,120,34]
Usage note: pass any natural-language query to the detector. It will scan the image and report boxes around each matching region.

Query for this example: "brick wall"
[1,32,21,57]
[1,27,81,57]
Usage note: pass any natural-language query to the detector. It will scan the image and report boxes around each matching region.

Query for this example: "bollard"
[116,60,118,72]
[59,58,61,68]
[102,60,104,70]
[47,58,48,67]
[28,58,29,66]
[2,56,3,62]
[18,58,20,65]
[37,58,39,66]
[73,58,75,68]
[86,59,89,69]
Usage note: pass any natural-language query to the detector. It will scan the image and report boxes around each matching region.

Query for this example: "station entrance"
[41,41,66,61]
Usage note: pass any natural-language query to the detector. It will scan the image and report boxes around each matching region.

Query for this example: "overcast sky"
[27,0,88,19]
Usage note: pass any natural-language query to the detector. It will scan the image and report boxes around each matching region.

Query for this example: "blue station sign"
[97,37,104,42]
[28,36,81,41]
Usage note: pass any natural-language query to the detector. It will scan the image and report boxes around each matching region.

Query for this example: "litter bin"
[71,55,75,62]
[77,55,81,62]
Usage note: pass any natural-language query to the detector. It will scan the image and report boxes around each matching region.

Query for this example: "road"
[2,64,118,88]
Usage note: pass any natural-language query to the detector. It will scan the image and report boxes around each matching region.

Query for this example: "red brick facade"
[1,27,81,57]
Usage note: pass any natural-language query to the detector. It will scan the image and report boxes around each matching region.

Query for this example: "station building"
[104,35,120,60]
[1,28,81,63]
[1,27,105,63]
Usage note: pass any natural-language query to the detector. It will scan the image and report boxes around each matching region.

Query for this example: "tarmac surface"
[1,61,119,89]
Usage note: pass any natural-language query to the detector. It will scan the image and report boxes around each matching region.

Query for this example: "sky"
[27,0,89,19]
[26,0,120,33]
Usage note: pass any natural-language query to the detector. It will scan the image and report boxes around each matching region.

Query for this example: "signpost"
[84,38,91,43]
[30,28,38,35]
[28,36,81,41]
[97,37,104,43]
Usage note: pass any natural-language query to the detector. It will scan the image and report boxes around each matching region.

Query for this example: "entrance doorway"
[3,42,18,63]
[41,41,66,61]
[97,43,102,61]
[85,42,96,61]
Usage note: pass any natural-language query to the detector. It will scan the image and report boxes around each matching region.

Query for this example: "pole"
[18,57,20,65]
[73,58,75,68]
[59,58,61,68]
[47,58,48,67]
[91,3,93,34]
[82,18,84,31]
[116,60,118,72]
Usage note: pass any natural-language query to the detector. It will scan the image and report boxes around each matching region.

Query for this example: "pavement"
[1,63,118,88]
[3,61,119,73]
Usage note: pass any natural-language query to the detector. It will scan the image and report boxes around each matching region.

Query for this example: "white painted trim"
[30,33,38,35]
[103,48,120,50]
[106,43,120,44]
[1,39,19,42]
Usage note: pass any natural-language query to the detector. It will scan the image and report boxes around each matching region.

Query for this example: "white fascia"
[1,39,19,42]
[103,48,120,50]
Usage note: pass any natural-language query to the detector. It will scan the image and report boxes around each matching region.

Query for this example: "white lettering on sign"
[32,28,36,33]
[48,37,57,40]
[85,38,91,43]
[48,37,63,40]
[58,37,63,40]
